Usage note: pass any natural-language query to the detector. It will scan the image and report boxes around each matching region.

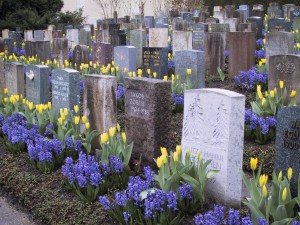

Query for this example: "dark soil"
[0,76,275,224]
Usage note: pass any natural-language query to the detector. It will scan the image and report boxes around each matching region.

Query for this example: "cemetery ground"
[0,76,274,225]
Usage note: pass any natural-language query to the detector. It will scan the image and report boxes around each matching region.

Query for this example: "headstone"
[181,88,245,207]
[47,25,56,31]
[125,77,171,163]
[9,31,23,53]
[210,23,230,32]
[111,29,126,46]
[84,74,117,148]
[225,5,236,18]
[79,28,91,46]
[247,17,263,39]
[175,50,205,88]
[52,30,63,39]
[204,32,226,76]
[4,38,14,56]
[5,62,25,96]
[192,23,208,50]
[143,16,155,28]
[95,29,103,43]
[250,9,265,18]
[24,30,34,41]
[294,17,300,31]
[0,57,5,91]
[224,18,239,31]
[44,30,53,41]
[228,32,256,77]
[239,5,250,22]
[72,45,89,71]
[25,65,50,104]
[52,38,69,67]
[268,55,300,104]
[265,32,294,68]
[35,41,51,63]
[2,29,10,39]
[25,41,36,58]
[92,42,113,66]
[268,6,283,19]
[214,9,227,24]
[275,106,300,196]
[149,28,168,47]
[268,19,292,32]
[291,9,300,20]
[282,4,295,19]
[253,4,264,10]
[52,68,80,114]
[182,12,192,21]
[66,29,79,48]
[172,31,193,53]
[114,46,136,80]
[206,17,218,24]
[34,30,44,41]
[143,47,168,78]
[130,29,147,68]
[237,23,257,33]
[233,10,244,23]
[0,38,4,53]
[172,17,188,31]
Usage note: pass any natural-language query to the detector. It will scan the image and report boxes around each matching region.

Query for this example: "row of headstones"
[2,55,300,207]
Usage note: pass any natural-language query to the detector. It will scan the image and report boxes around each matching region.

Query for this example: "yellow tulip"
[173,152,178,162]
[197,151,202,162]
[47,102,52,110]
[259,61,262,67]
[153,72,157,78]
[265,91,268,97]
[290,90,297,98]
[58,117,63,126]
[138,69,143,76]
[160,147,168,156]
[261,97,266,106]
[257,85,261,93]
[262,185,268,197]
[4,88,8,94]
[28,102,34,110]
[36,104,40,112]
[128,72,133,77]
[176,145,182,155]
[270,90,275,98]
[111,61,114,66]
[109,127,116,137]
[100,132,109,143]
[116,66,119,72]
[133,72,136,77]
[38,107,43,114]
[74,116,80,125]
[261,58,266,64]
[257,90,263,99]
[186,69,192,75]
[82,116,87,123]
[282,187,287,201]
[279,80,284,89]
[122,132,126,143]
[85,122,90,130]
[278,171,282,182]
[259,174,268,187]
[250,157,258,171]
[64,108,68,116]
[3,97,8,103]
[117,123,121,132]
[123,67,128,73]
[74,105,79,114]
[288,167,292,181]
[147,68,151,75]
[163,76,168,81]
[157,156,163,168]
[22,99,26,104]
[162,154,168,164]
[111,67,115,73]
[60,112,66,121]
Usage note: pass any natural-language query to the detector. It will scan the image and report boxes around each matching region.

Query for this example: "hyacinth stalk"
[241,158,300,224]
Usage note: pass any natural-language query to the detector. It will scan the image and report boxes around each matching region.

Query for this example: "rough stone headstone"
[181,88,245,207]
[84,74,117,148]
[268,55,300,104]
[52,68,80,114]
[66,29,79,48]
[265,32,294,68]
[268,19,292,32]
[172,31,193,53]
[130,29,147,68]
[34,30,44,41]
[4,38,14,56]
[79,28,91,46]
[125,77,171,163]
[25,64,50,104]
[24,30,34,41]
[95,29,103,43]
[228,32,256,77]
[5,62,25,96]
[114,46,136,80]
[35,41,51,63]
[149,28,168,48]
[175,50,205,88]
[53,38,69,67]
[72,45,89,70]
[143,47,168,78]
[204,32,226,76]
[92,42,113,66]
[192,23,208,50]
[275,106,300,196]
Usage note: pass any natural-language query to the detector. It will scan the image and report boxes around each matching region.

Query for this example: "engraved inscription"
[126,90,150,119]
[52,76,69,103]
[282,120,300,150]
[276,62,295,74]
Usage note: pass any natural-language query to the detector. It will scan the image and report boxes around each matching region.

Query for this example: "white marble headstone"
[66,29,79,49]
[181,88,245,207]
[172,31,193,54]
[149,28,168,48]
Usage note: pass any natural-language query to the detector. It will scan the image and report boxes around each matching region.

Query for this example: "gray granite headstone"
[72,45,89,70]
[268,19,292,32]
[239,5,250,22]
[66,29,79,48]
[35,41,51,63]
[225,5,236,18]
[143,16,155,28]
[268,55,300,104]
[34,30,44,41]
[53,38,69,67]
[79,28,91,46]
[2,29,10,39]
[130,29,147,68]
[4,38,14,56]
[24,30,34,41]
[172,31,193,53]
[275,106,300,196]
[125,77,171,164]
[52,68,80,114]
[142,47,168,78]
[268,7,283,19]
[181,88,245,207]
[294,18,300,31]
[247,17,264,39]
[192,23,208,50]
[149,28,168,47]
[5,62,25,96]
[9,31,23,53]
[114,46,137,80]
[25,65,50,104]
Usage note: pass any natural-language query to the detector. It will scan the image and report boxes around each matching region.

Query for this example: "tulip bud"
[4,97,8,103]
[262,185,268,198]
[58,117,63,126]
[186,68,192,75]
[64,108,68,116]
[282,187,287,201]
[109,127,116,137]
[270,90,275,98]
[117,123,121,132]
[74,105,79,114]
[279,80,284,89]
[257,91,263,99]
[163,76,168,81]
[278,171,282,182]
[157,156,163,168]
[100,132,109,143]
[160,147,168,156]
[153,72,157,78]
[74,116,80,125]
[250,157,258,171]
[173,152,178,162]
[4,88,8,94]
[288,167,292,181]
[122,132,126,143]
[290,90,297,98]
[176,145,182,155]
[81,116,87,123]
[85,122,90,130]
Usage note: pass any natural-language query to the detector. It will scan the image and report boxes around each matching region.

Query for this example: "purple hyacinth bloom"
[257,218,268,225]
[292,222,300,225]
[123,212,131,222]
[65,136,73,149]
[256,38,264,47]
[225,50,229,58]
[80,80,84,93]
[99,196,112,211]
[242,214,253,225]
[117,85,125,100]
[228,208,240,225]
[110,155,123,174]
[178,183,192,199]
[255,50,266,60]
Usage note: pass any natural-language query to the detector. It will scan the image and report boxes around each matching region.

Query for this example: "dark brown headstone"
[125,77,171,164]
[228,32,256,77]
[72,45,89,70]
[92,42,113,66]
[53,38,68,67]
